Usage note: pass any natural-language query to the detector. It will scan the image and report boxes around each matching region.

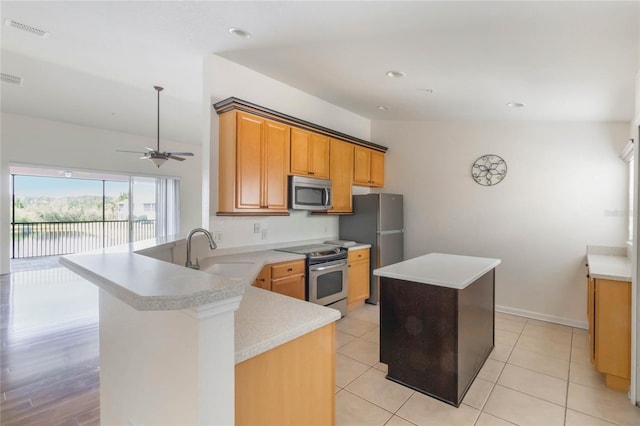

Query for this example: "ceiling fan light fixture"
[149,156,167,168]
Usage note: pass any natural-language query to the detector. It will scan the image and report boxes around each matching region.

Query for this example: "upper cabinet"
[290,128,330,179]
[354,146,385,187]
[213,98,388,216]
[218,110,291,215]
[328,139,354,213]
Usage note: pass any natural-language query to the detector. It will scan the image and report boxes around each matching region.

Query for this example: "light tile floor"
[336,305,640,426]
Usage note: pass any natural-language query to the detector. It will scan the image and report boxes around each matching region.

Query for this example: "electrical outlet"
[213,231,223,242]
[253,223,261,234]
[261,229,267,240]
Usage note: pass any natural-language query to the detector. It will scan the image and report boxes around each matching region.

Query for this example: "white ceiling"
[1,1,638,146]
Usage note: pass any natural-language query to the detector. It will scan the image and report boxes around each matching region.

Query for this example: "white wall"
[372,120,629,325]
[0,113,202,274]
[203,55,371,248]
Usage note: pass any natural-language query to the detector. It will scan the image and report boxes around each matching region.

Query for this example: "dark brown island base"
[374,253,501,407]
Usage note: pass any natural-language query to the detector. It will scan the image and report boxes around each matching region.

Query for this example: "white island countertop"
[374,253,501,289]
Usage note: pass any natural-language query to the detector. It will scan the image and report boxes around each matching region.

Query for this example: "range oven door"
[308,259,348,306]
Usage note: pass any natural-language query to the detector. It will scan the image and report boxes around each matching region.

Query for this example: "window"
[9,165,180,258]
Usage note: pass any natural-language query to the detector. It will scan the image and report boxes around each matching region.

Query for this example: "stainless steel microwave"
[288,175,332,210]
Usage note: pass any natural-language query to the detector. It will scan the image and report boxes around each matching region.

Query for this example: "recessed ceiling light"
[507,102,525,108]
[418,88,433,94]
[377,106,390,111]
[228,28,252,39]
[386,71,405,78]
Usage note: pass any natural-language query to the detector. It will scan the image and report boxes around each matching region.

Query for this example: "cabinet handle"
[287,268,293,272]
[309,171,315,175]
[348,264,351,268]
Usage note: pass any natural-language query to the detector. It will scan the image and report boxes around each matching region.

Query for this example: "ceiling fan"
[118,86,194,168]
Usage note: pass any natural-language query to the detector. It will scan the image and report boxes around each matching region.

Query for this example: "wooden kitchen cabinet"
[235,322,335,426]
[328,139,354,213]
[290,128,330,179]
[587,274,631,391]
[354,146,384,187]
[218,110,290,215]
[347,248,370,308]
[252,259,305,300]
[253,265,271,290]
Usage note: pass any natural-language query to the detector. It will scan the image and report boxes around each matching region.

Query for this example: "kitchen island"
[374,253,500,407]
[60,235,340,425]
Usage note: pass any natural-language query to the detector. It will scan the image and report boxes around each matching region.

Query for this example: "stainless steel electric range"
[276,244,348,316]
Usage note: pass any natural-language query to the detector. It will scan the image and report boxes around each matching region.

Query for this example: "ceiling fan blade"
[139,155,150,160]
[168,152,194,156]
[117,150,146,154]
[144,147,155,152]
[168,155,186,161]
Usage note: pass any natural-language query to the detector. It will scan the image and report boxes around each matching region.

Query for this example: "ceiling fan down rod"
[154,85,163,153]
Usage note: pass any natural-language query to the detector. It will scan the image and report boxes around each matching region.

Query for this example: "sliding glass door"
[10,166,180,258]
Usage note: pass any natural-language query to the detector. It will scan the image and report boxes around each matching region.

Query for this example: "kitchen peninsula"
[60,235,340,425]
[374,253,500,407]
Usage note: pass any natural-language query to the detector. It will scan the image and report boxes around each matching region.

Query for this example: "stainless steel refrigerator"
[339,193,404,304]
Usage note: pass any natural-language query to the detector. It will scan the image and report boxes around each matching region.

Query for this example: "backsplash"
[208,210,338,249]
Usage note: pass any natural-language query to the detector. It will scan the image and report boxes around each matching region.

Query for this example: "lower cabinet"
[252,259,305,300]
[347,248,370,308]
[587,275,631,391]
[235,322,335,425]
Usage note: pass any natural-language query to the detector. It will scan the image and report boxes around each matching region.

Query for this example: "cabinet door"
[309,134,330,178]
[328,139,354,213]
[595,279,631,380]
[348,249,370,304]
[370,150,385,187]
[252,266,271,290]
[290,128,310,176]
[263,120,290,210]
[236,113,264,209]
[353,146,372,185]
[271,275,305,300]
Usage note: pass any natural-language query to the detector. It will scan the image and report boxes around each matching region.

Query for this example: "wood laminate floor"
[1,267,100,425]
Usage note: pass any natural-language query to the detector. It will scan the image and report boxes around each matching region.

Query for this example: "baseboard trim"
[496,305,588,329]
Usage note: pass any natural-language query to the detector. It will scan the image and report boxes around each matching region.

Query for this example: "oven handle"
[309,259,347,272]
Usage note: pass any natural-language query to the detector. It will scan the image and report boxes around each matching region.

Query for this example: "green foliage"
[13,195,126,223]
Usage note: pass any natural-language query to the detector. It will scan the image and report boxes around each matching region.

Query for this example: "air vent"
[1,73,24,86]
[5,19,49,38]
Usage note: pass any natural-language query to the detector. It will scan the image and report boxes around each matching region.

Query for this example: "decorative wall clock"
[471,155,507,186]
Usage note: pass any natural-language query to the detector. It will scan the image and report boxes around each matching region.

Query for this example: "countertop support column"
[99,289,241,425]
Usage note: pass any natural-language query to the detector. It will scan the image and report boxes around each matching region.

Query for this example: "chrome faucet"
[185,228,217,270]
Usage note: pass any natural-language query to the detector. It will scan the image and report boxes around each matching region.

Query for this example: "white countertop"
[373,253,501,289]
[586,246,632,281]
[61,236,344,362]
[235,286,340,363]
